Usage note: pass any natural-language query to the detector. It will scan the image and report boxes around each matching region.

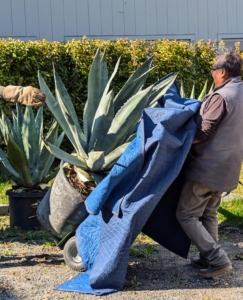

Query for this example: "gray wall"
[0,0,243,45]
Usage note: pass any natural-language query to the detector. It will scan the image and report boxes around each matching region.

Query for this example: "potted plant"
[0,103,64,230]
[36,49,177,239]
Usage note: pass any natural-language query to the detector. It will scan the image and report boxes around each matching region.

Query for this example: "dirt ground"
[0,226,243,300]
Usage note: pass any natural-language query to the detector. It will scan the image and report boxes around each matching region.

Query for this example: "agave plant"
[0,104,64,190]
[180,80,214,100]
[38,49,177,184]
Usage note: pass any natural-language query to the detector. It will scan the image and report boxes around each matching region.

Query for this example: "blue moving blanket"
[56,84,201,295]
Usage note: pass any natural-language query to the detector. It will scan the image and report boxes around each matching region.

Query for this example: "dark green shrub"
[0,38,221,150]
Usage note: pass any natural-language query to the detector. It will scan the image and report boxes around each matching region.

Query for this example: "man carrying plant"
[0,85,45,106]
[176,50,243,278]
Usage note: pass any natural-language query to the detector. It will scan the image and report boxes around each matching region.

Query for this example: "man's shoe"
[198,263,232,278]
[191,258,209,269]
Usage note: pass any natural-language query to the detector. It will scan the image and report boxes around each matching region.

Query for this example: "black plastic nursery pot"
[6,190,47,230]
[37,161,89,240]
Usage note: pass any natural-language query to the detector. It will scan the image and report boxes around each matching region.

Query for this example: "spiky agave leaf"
[12,113,18,132]
[35,105,43,150]
[13,103,24,144]
[32,120,63,184]
[79,51,108,145]
[190,84,195,99]
[16,102,23,122]
[75,167,94,183]
[22,106,39,174]
[149,73,178,107]
[42,131,65,179]
[38,71,81,154]
[83,49,109,144]
[198,80,208,100]
[208,82,214,93]
[86,151,105,171]
[101,57,121,98]
[0,148,20,182]
[125,133,137,143]
[88,90,114,152]
[103,142,130,170]
[54,71,87,158]
[180,80,185,98]
[40,130,66,184]
[100,51,109,98]
[84,56,120,147]
[101,85,154,155]
[0,111,23,151]
[7,137,34,187]
[113,56,154,112]
[43,140,88,170]
[53,68,86,144]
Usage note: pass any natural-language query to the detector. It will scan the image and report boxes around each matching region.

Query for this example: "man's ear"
[221,68,230,80]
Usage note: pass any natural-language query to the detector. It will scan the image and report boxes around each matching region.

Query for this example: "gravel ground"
[1,227,243,300]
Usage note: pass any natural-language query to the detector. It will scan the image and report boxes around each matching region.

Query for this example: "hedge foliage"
[0,38,225,150]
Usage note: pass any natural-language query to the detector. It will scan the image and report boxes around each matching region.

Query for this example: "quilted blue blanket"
[56,83,201,295]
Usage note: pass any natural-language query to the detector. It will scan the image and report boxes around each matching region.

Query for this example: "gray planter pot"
[36,161,89,239]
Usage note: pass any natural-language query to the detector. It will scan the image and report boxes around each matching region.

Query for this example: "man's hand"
[0,85,46,107]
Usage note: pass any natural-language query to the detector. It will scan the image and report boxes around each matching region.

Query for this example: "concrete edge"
[0,204,9,216]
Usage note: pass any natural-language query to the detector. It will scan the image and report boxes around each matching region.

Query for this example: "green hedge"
[0,38,220,150]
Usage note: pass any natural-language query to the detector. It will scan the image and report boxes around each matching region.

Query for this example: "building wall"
[0,0,243,45]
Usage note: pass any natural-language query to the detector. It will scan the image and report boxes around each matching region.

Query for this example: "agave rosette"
[0,104,64,189]
[38,49,177,183]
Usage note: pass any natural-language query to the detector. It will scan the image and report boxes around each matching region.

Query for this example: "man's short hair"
[215,50,242,77]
